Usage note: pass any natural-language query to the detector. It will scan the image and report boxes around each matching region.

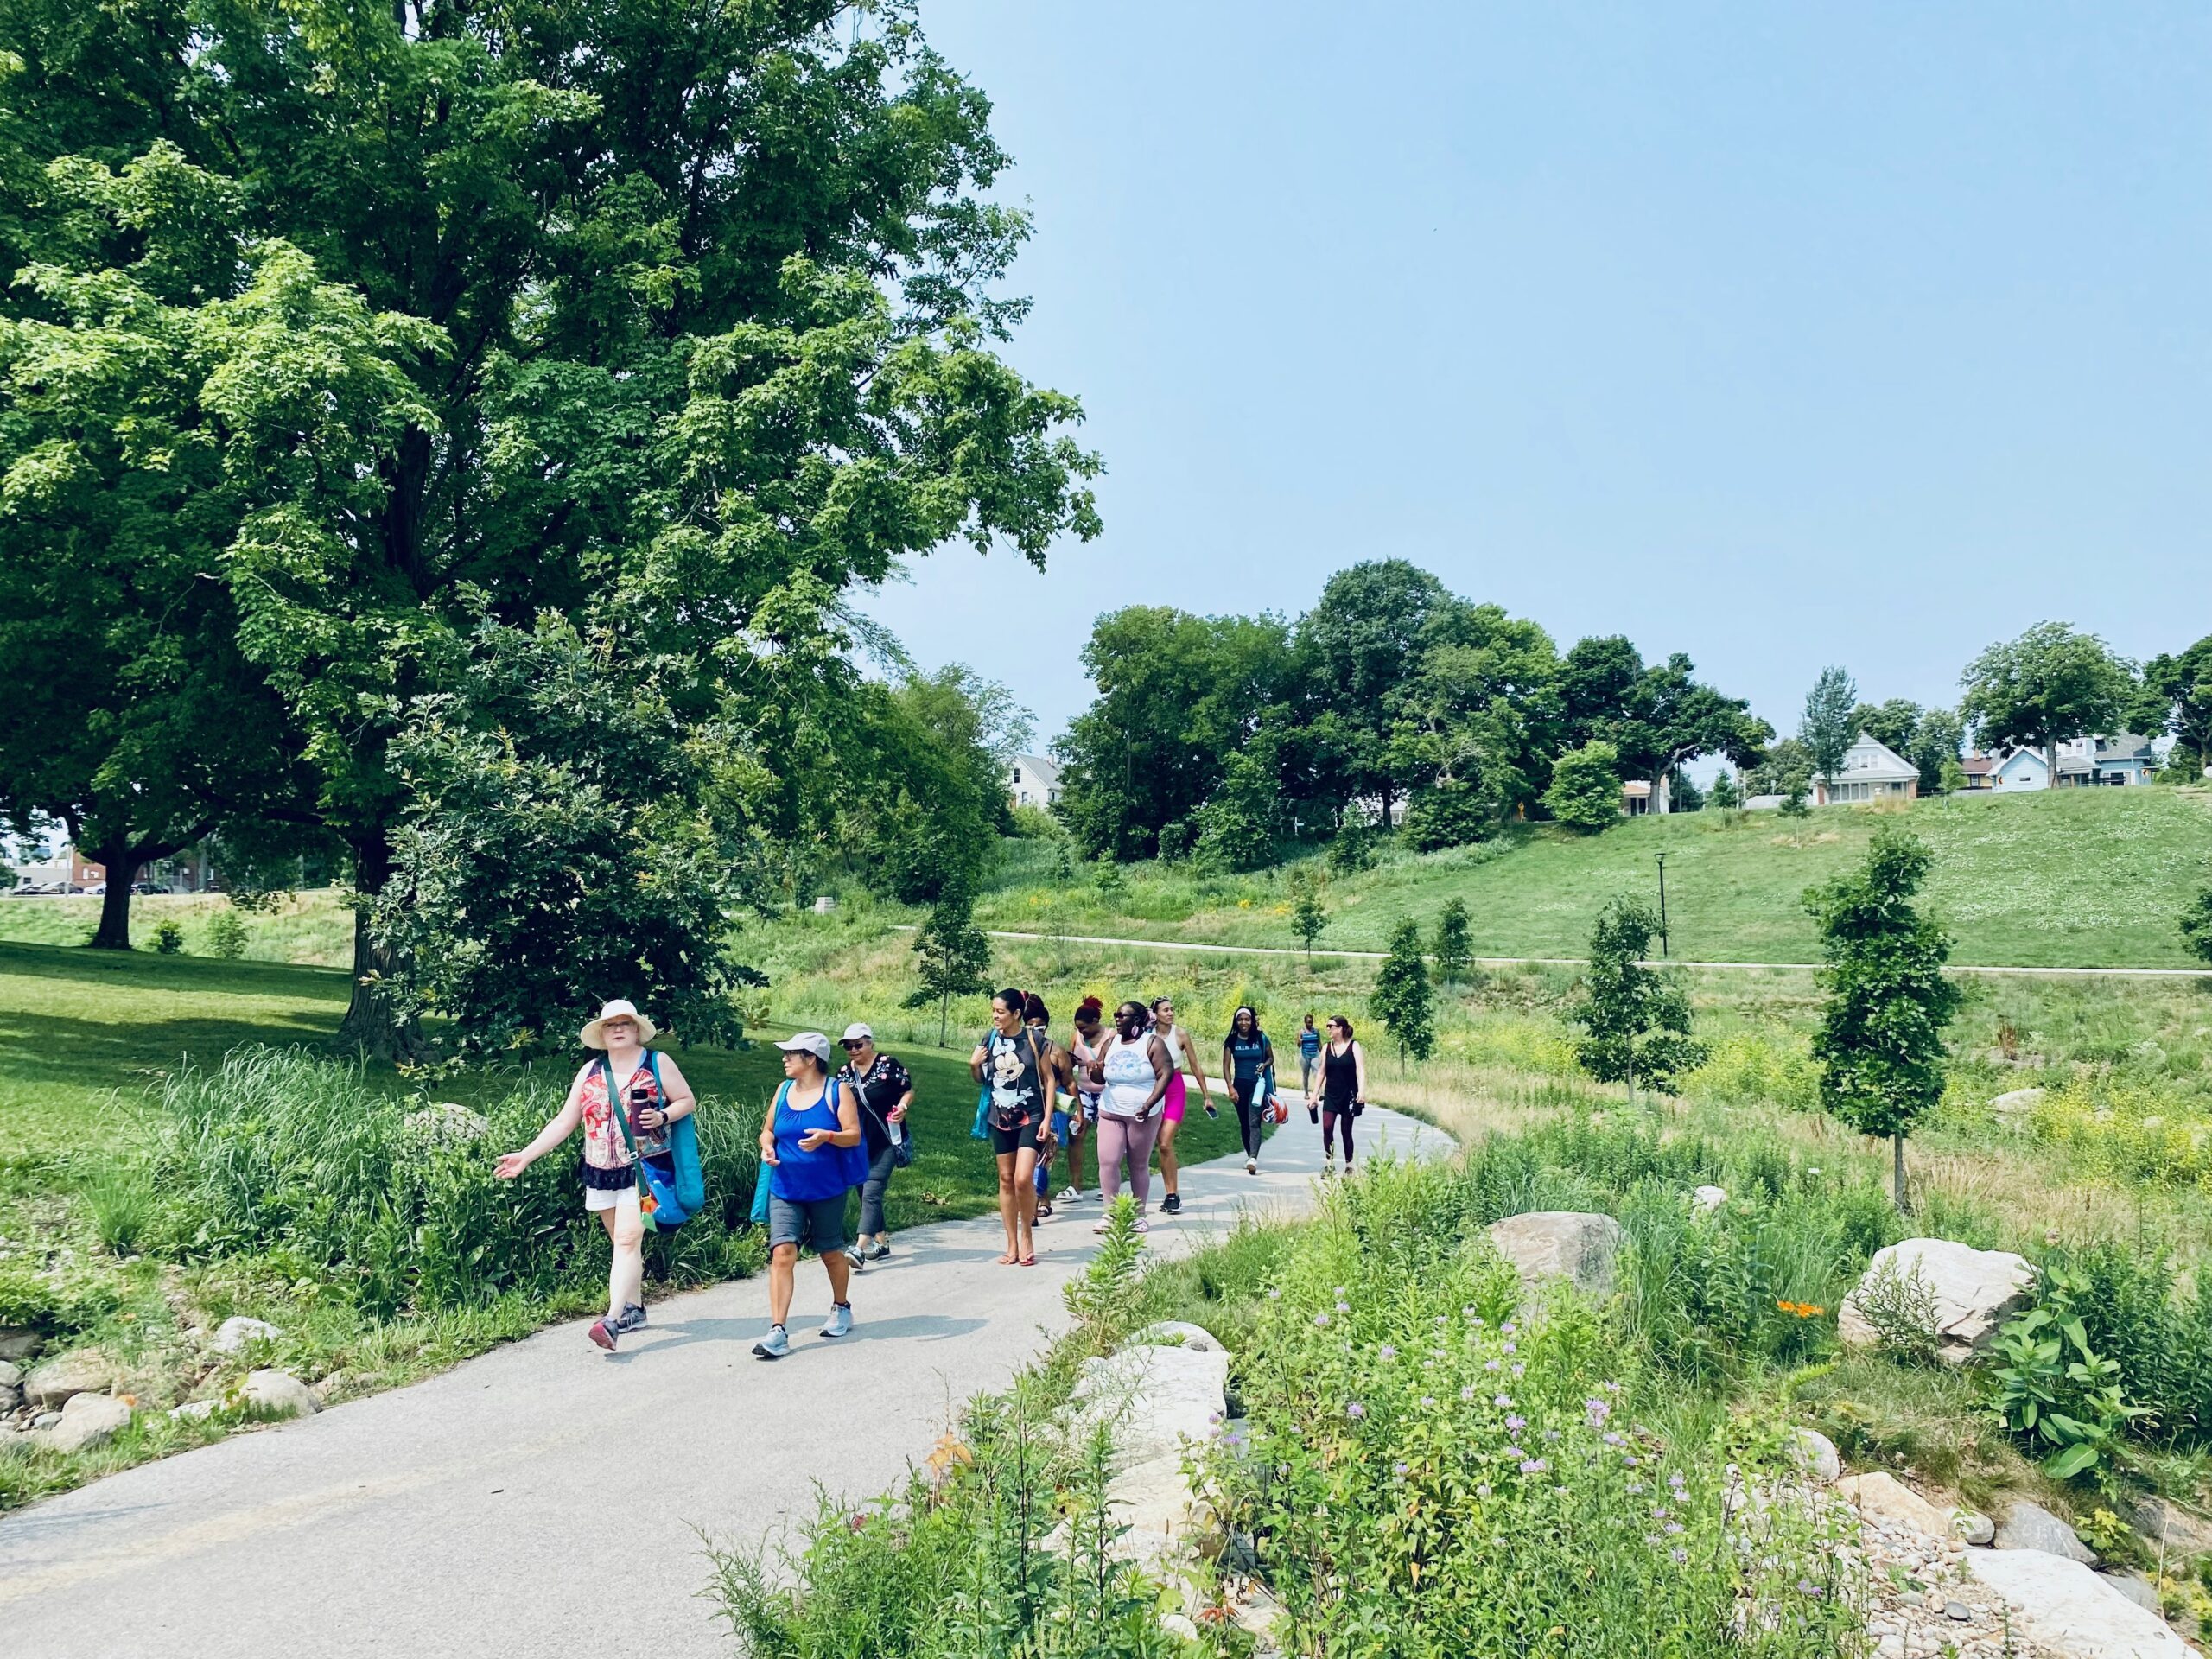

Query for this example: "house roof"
[1812,732,1917,785]
[1996,747,2048,773]
[1961,754,1996,776]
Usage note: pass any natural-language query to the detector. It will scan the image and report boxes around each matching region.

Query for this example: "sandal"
[1035,1203,1054,1219]
[1019,1254,1038,1267]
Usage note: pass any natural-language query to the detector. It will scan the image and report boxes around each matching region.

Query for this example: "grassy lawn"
[970,785,2212,968]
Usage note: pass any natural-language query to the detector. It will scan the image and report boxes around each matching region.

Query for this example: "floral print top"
[577,1054,660,1169]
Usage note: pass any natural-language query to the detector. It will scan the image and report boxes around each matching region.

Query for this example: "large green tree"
[1804,827,1962,1209]
[1800,665,1859,785]
[1960,623,2135,788]
[2142,635,2212,773]
[0,2,1100,1049]
[1560,636,1766,805]
[1389,600,1564,849]
[1849,697,1922,759]
[1293,560,1450,826]
[1053,607,1287,860]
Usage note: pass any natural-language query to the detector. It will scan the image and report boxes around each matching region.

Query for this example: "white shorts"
[585,1184,641,1216]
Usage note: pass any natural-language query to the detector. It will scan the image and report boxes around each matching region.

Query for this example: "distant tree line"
[1051,560,1771,868]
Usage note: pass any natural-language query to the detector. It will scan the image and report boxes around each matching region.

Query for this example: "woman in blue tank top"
[752,1033,868,1359]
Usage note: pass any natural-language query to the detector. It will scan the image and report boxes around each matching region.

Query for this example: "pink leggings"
[1095,1114,1162,1207]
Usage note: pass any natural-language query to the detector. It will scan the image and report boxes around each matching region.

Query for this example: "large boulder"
[1127,1321,1230,1355]
[1996,1499,2096,1565]
[41,1391,132,1453]
[1071,1343,1230,1472]
[24,1350,111,1409]
[240,1370,317,1421]
[0,1327,41,1363]
[2130,1497,2212,1562]
[1837,1239,2035,1364]
[1487,1211,1625,1298]
[1967,1548,2197,1658]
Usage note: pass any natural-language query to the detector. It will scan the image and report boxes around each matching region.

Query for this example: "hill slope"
[975,787,2212,968]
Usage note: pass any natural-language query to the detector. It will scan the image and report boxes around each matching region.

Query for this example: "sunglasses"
[840,1039,868,1050]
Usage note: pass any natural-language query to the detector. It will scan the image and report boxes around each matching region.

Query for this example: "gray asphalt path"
[936,926,2212,978]
[0,1108,1448,1659]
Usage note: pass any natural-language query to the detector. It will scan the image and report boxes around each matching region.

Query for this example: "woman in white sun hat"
[496,999,696,1352]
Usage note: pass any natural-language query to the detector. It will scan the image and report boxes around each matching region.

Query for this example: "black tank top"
[1322,1041,1359,1109]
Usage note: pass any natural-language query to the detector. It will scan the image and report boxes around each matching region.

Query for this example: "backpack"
[603,1051,705,1231]
[750,1077,865,1223]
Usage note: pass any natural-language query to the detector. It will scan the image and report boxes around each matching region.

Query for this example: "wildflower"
[1394,1461,1409,1476]
[1505,1446,1526,1460]
[1484,1359,1501,1372]
[1496,1394,1514,1408]
[1585,1397,1611,1427]
[1314,1313,1332,1328]
[1511,1364,1525,1377]
[1671,1548,1688,1565]
[1665,1522,1685,1536]
[1604,1433,1625,1446]
[1378,1344,1398,1360]
[1459,1386,1477,1402]
[1543,1429,1560,1443]
[1502,1320,1517,1335]
[1268,1288,1282,1300]
[1421,1395,1436,1408]
[1347,1402,1366,1420]
[1502,1340,1516,1355]
[1505,1414,1527,1432]
[1627,1482,1645,1495]
[1476,1483,1492,1498]
[1335,1287,1347,1297]
[1521,1459,1547,1473]
[1209,1411,1223,1423]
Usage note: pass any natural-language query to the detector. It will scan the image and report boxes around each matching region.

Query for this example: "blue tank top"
[770,1079,868,1202]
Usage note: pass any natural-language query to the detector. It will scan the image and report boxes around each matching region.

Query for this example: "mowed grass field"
[973,785,2212,968]
[0,940,1248,1217]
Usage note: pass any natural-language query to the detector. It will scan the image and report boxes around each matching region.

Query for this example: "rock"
[168,1399,221,1423]
[2129,1497,2212,1562]
[240,1370,317,1420]
[0,1360,21,1389]
[1944,1599,1972,1622]
[24,1350,111,1408]
[400,1103,488,1145]
[1127,1321,1230,1355]
[41,1391,131,1452]
[1997,1499,2097,1566]
[1837,1472,1956,1540]
[0,1326,42,1363]
[1691,1185,1728,1214]
[1791,1427,1841,1485]
[1955,1510,1996,1546]
[1837,1239,2037,1364]
[211,1315,282,1355]
[1967,1547,2196,1658]
[31,1412,59,1430]
[2103,1572,2163,1614]
[1486,1211,1625,1298]
[1990,1086,2047,1122]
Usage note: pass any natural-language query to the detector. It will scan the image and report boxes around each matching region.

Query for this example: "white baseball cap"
[775,1032,832,1062]
[841,1023,874,1044]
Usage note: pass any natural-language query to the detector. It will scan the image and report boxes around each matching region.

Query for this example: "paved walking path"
[0,1108,1448,1659]
[934,926,2212,978]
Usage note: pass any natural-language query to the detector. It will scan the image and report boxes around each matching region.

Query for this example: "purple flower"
[1346,1401,1366,1420]
[1797,1580,1824,1599]
[1670,1548,1688,1565]
[1459,1386,1477,1402]
[1510,1363,1525,1378]
[1505,1414,1527,1432]
[1378,1344,1397,1361]
[1501,1321,1517,1336]
[1504,1445,1526,1459]
[1484,1359,1501,1373]
[1623,1454,1639,1467]
[1521,1459,1548,1474]
[1394,1461,1408,1476]
[1585,1398,1612,1427]
[1542,1429,1560,1442]
[1502,1341,1516,1355]
[1314,1313,1331,1328]
[1495,1394,1514,1408]
[1627,1482,1645,1495]
[1268,1288,1282,1300]
[1336,1302,1351,1315]
[1651,1506,1669,1519]
[1420,1395,1435,1408]
[1335,1287,1347,1296]
[1604,1433,1625,1446]
[1664,1522,1684,1536]
[1209,1411,1223,1423]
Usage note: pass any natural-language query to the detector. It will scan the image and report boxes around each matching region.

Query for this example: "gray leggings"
[858,1142,899,1237]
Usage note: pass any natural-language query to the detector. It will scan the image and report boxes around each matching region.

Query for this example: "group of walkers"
[498,993,1370,1358]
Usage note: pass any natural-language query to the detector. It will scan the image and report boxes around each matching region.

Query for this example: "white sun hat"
[581,998,658,1049]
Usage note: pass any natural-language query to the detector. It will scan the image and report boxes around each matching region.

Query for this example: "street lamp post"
[1655,850,1669,957]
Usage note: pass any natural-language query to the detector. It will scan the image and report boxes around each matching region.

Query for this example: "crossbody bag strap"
[847,1062,893,1135]
[601,1057,640,1161]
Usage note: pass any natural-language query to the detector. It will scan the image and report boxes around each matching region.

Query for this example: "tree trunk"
[87,846,140,950]
[1891,1131,1909,1212]
[335,830,416,1059]
[2047,741,2059,789]
[938,988,950,1048]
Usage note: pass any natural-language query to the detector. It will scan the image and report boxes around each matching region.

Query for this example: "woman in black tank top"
[1312,1014,1367,1173]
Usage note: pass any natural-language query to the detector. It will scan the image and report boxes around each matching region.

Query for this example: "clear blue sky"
[861,2,2211,749]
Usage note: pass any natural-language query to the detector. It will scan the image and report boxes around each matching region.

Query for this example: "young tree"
[1369,919,1435,1071]
[1804,827,1963,1210]
[1908,706,1967,795]
[1542,741,1622,832]
[1289,867,1329,966]
[905,887,995,1048]
[1194,740,1281,874]
[1960,623,2136,789]
[2182,881,2212,967]
[1708,770,1741,810]
[1778,775,1812,818]
[1432,898,1473,987]
[1801,666,1860,787]
[1569,896,1705,1105]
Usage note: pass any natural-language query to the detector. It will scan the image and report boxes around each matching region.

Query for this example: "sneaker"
[844,1245,867,1269]
[1246,1158,1258,1175]
[588,1318,618,1351]
[821,1303,853,1339]
[868,1242,891,1262]
[753,1324,791,1360]
[614,1302,648,1333]
[1160,1192,1182,1216]
[1057,1185,1083,1203]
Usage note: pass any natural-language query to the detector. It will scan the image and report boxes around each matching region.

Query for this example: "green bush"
[149,1047,764,1318]
[204,906,249,960]
[79,1164,156,1256]
[150,918,185,955]
[1198,1160,1865,1657]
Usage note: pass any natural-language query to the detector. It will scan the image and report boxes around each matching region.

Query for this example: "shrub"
[1326,818,1377,874]
[204,906,249,960]
[1544,741,1622,832]
[79,1164,156,1256]
[150,918,185,955]
[1198,1165,1865,1657]
[1850,1258,1942,1366]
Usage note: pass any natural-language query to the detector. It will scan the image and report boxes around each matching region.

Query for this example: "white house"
[1812,733,1918,806]
[1990,747,2050,791]
[1007,753,1060,810]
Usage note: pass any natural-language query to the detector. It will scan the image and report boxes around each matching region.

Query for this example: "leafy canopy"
[1570,896,1704,1096]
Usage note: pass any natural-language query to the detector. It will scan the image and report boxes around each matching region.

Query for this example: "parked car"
[85,882,105,895]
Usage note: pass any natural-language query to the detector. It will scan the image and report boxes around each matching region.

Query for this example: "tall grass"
[149,1047,764,1317]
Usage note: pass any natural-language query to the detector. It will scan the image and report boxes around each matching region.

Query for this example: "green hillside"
[975,786,2212,969]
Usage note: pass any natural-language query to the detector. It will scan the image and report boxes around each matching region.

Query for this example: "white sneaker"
[1246,1158,1258,1175]
[820,1303,853,1339]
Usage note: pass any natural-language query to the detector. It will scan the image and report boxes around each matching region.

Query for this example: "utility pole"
[1655,850,1669,957]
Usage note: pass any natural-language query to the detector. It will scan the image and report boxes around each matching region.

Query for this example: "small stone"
[211,1316,282,1355]
[240,1370,316,1420]
[1837,1472,1955,1540]
[1944,1600,1971,1622]
[1988,1086,2045,1121]
[42,1391,131,1452]
[168,1399,220,1422]
[2101,1570,2162,1614]
[1878,1634,1904,1657]
[1486,1211,1625,1297]
[1953,1510,1994,1546]
[1690,1185,1728,1214]
[1993,1499,2095,1565]
[0,1360,21,1389]
[1791,1427,1841,1484]
[31,1411,59,1429]
[0,1326,42,1363]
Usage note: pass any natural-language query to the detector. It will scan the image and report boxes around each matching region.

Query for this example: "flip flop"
[1019,1254,1038,1267]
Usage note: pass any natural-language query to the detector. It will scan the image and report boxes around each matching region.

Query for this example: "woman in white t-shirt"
[1088,1001,1172,1232]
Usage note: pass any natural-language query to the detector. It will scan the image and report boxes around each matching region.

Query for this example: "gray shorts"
[768,1192,848,1254]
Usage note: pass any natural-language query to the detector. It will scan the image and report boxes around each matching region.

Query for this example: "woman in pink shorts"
[1147,995,1213,1217]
